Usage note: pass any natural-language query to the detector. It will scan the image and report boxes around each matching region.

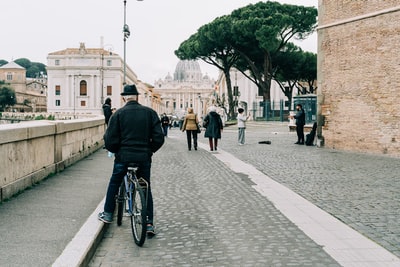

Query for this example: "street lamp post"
[123,0,130,86]
[123,0,143,85]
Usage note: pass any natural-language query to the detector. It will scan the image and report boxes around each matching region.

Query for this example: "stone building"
[317,1,400,156]
[0,61,47,112]
[154,60,215,119]
[46,43,153,116]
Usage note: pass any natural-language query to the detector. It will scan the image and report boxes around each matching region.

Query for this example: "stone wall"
[0,118,105,201]
[317,1,400,156]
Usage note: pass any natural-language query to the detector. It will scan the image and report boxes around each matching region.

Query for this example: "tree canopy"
[175,1,317,118]
[0,58,47,78]
[0,81,16,111]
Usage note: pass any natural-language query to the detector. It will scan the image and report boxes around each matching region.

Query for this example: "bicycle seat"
[127,163,139,173]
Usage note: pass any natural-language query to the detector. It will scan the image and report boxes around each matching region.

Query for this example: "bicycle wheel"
[116,183,126,226]
[130,183,147,246]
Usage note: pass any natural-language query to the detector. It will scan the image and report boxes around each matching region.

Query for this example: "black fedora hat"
[121,84,140,95]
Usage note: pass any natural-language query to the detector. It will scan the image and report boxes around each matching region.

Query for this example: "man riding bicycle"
[98,84,165,235]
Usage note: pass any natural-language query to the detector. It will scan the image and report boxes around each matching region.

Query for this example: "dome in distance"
[174,60,202,82]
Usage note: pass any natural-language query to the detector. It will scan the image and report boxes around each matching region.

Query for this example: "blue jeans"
[104,161,154,224]
[238,127,245,144]
[162,125,169,136]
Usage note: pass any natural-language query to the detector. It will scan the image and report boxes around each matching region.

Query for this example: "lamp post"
[123,0,143,85]
[73,74,81,118]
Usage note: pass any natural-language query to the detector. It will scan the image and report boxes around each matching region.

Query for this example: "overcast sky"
[1,0,317,84]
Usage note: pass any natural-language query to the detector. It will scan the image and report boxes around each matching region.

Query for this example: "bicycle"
[116,163,149,246]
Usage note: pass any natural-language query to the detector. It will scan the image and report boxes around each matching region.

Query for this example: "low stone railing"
[0,117,105,202]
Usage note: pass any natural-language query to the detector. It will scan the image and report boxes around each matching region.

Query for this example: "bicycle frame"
[117,165,149,246]
[124,167,149,214]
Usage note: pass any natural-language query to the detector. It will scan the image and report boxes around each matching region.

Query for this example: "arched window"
[80,80,87,96]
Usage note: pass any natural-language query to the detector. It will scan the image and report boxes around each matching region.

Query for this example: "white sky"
[1,0,317,84]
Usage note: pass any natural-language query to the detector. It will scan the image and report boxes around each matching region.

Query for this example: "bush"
[34,115,45,120]
[47,115,55,120]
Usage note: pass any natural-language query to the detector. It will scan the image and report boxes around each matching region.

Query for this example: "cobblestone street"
[88,122,400,266]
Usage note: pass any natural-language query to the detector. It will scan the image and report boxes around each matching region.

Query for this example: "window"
[55,100,61,106]
[55,85,61,95]
[106,60,112,66]
[106,85,112,96]
[80,101,86,106]
[55,59,60,66]
[6,73,12,80]
[80,80,87,96]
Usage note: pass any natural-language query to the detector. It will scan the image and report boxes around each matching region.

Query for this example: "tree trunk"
[223,69,235,120]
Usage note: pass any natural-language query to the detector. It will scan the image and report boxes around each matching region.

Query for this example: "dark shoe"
[194,147,197,150]
[147,224,156,236]
[299,142,304,145]
[294,142,300,144]
[215,147,217,151]
[98,212,113,223]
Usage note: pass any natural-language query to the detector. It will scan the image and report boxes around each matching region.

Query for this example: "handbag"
[195,114,201,133]
[196,123,201,134]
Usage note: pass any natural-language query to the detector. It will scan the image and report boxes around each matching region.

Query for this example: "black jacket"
[161,115,170,126]
[102,103,112,125]
[294,108,306,126]
[104,101,165,163]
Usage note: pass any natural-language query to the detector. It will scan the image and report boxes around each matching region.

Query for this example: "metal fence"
[250,96,316,123]
[250,100,288,122]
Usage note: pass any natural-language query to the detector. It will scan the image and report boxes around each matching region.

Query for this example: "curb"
[52,198,107,267]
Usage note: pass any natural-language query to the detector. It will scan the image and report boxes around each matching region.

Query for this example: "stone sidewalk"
[85,122,399,267]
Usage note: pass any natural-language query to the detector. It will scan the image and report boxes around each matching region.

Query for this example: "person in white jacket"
[237,108,250,145]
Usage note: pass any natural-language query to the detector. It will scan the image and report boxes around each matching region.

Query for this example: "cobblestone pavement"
[89,121,399,266]
[89,124,339,266]
[217,122,400,258]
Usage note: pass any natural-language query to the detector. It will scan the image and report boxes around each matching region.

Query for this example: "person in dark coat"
[203,106,223,151]
[292,104,306,144]
[160,113,170,137]
[102,98,112,125]
[99,84,165,236]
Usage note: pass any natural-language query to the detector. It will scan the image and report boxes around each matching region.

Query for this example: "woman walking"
[203,106,223,151]
[182,108,199,151]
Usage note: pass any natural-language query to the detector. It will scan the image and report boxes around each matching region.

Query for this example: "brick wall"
[318,2,400,156]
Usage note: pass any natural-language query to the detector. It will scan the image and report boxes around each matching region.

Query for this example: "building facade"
[46,43,148,116]
[0,61,47,112]
[317,1,400,155]
[154,60,215,119]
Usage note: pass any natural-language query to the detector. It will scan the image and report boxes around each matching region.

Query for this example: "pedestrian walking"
[102,98,112,125]
[181,107,199,151]
[203,106,223,151]
[290,104,306,144]
[160,113,170,137]
[99,84,165,236]
[237,108,250,145]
